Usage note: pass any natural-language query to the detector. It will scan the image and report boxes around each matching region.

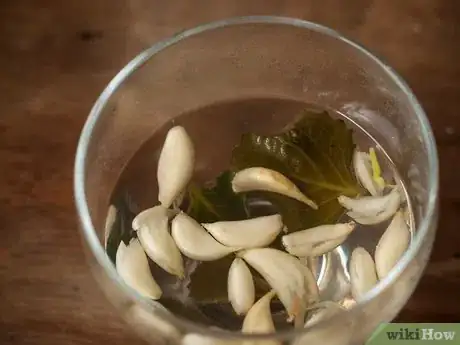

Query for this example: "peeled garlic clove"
[310,236,348,257]
[338,187,400,225]
[232,167,318,210]
[242,290,276,330]
[307,256,319,279]
[157,126,195,208]
[338,188,400,216]
[242,290,280,345]
[133,205,184,278]
[116,238,162,299]
[238,248,318,322]
[228,258,256,315]
[171,212,239,261]
[375,211,410,279]
[353,150,382,196]
[202,215,283,248]
[349,247,378,300]
[282,222,356,257]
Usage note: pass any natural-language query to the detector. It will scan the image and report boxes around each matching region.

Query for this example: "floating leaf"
[185,171,248,223]
[181,109,361,306]
[232,108,361,232]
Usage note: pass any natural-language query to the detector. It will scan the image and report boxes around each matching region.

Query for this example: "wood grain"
[0,1,459,344]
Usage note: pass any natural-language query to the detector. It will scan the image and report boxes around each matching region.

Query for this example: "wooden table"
[1,1,459,344]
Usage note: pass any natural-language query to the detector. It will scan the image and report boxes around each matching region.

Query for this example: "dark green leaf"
[281,109,357,191]
[185,171,248,223]
[181,108,361,305]
[232,108,361,232]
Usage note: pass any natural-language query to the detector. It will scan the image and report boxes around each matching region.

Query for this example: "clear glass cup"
[74,16,439,345]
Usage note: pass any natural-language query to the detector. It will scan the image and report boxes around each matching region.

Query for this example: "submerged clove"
[202,215,283,249]
[374,210,410,279]
[238,248,319,322]
[349,247,378,300]
[338,187,401,225]
[281,222,356,257]
[242,290,280,345]
[171,212,239,261]
[231,167,318,209]
[116,238,162,300]
[157,126,195,208]
[353,150,383,196]
[228,258,256,315]
[132,205,184,278]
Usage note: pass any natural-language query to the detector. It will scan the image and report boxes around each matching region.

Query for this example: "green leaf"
[232,108,361,232]
[281,109,357,193]
[185,171,248,223]
[182,108,361,305]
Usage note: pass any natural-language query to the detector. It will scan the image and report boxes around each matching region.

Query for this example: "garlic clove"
[238,248,319,322]
[171,212,239,261]
[349,247,378,300]
[338,187,400,217]
[353,150,382,196]
[116,238,162,299]
[338,187,401,225]
[232,167,318,210]
[304,256,319,279]
[242,291,280,345]
[282,222,356,257]
[310,236,348,257]
[228,258,256,315]
[133,205,184,278]
[157,126,195,208]
[374,211,410,279]
[202,215,283,249]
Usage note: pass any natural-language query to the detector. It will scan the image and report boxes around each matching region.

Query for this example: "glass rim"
[74,15,439,340]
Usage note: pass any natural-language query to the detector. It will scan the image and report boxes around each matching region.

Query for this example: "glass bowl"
[74,16,439,345]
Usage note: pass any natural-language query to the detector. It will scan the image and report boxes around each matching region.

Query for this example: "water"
[106,98,414,330]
